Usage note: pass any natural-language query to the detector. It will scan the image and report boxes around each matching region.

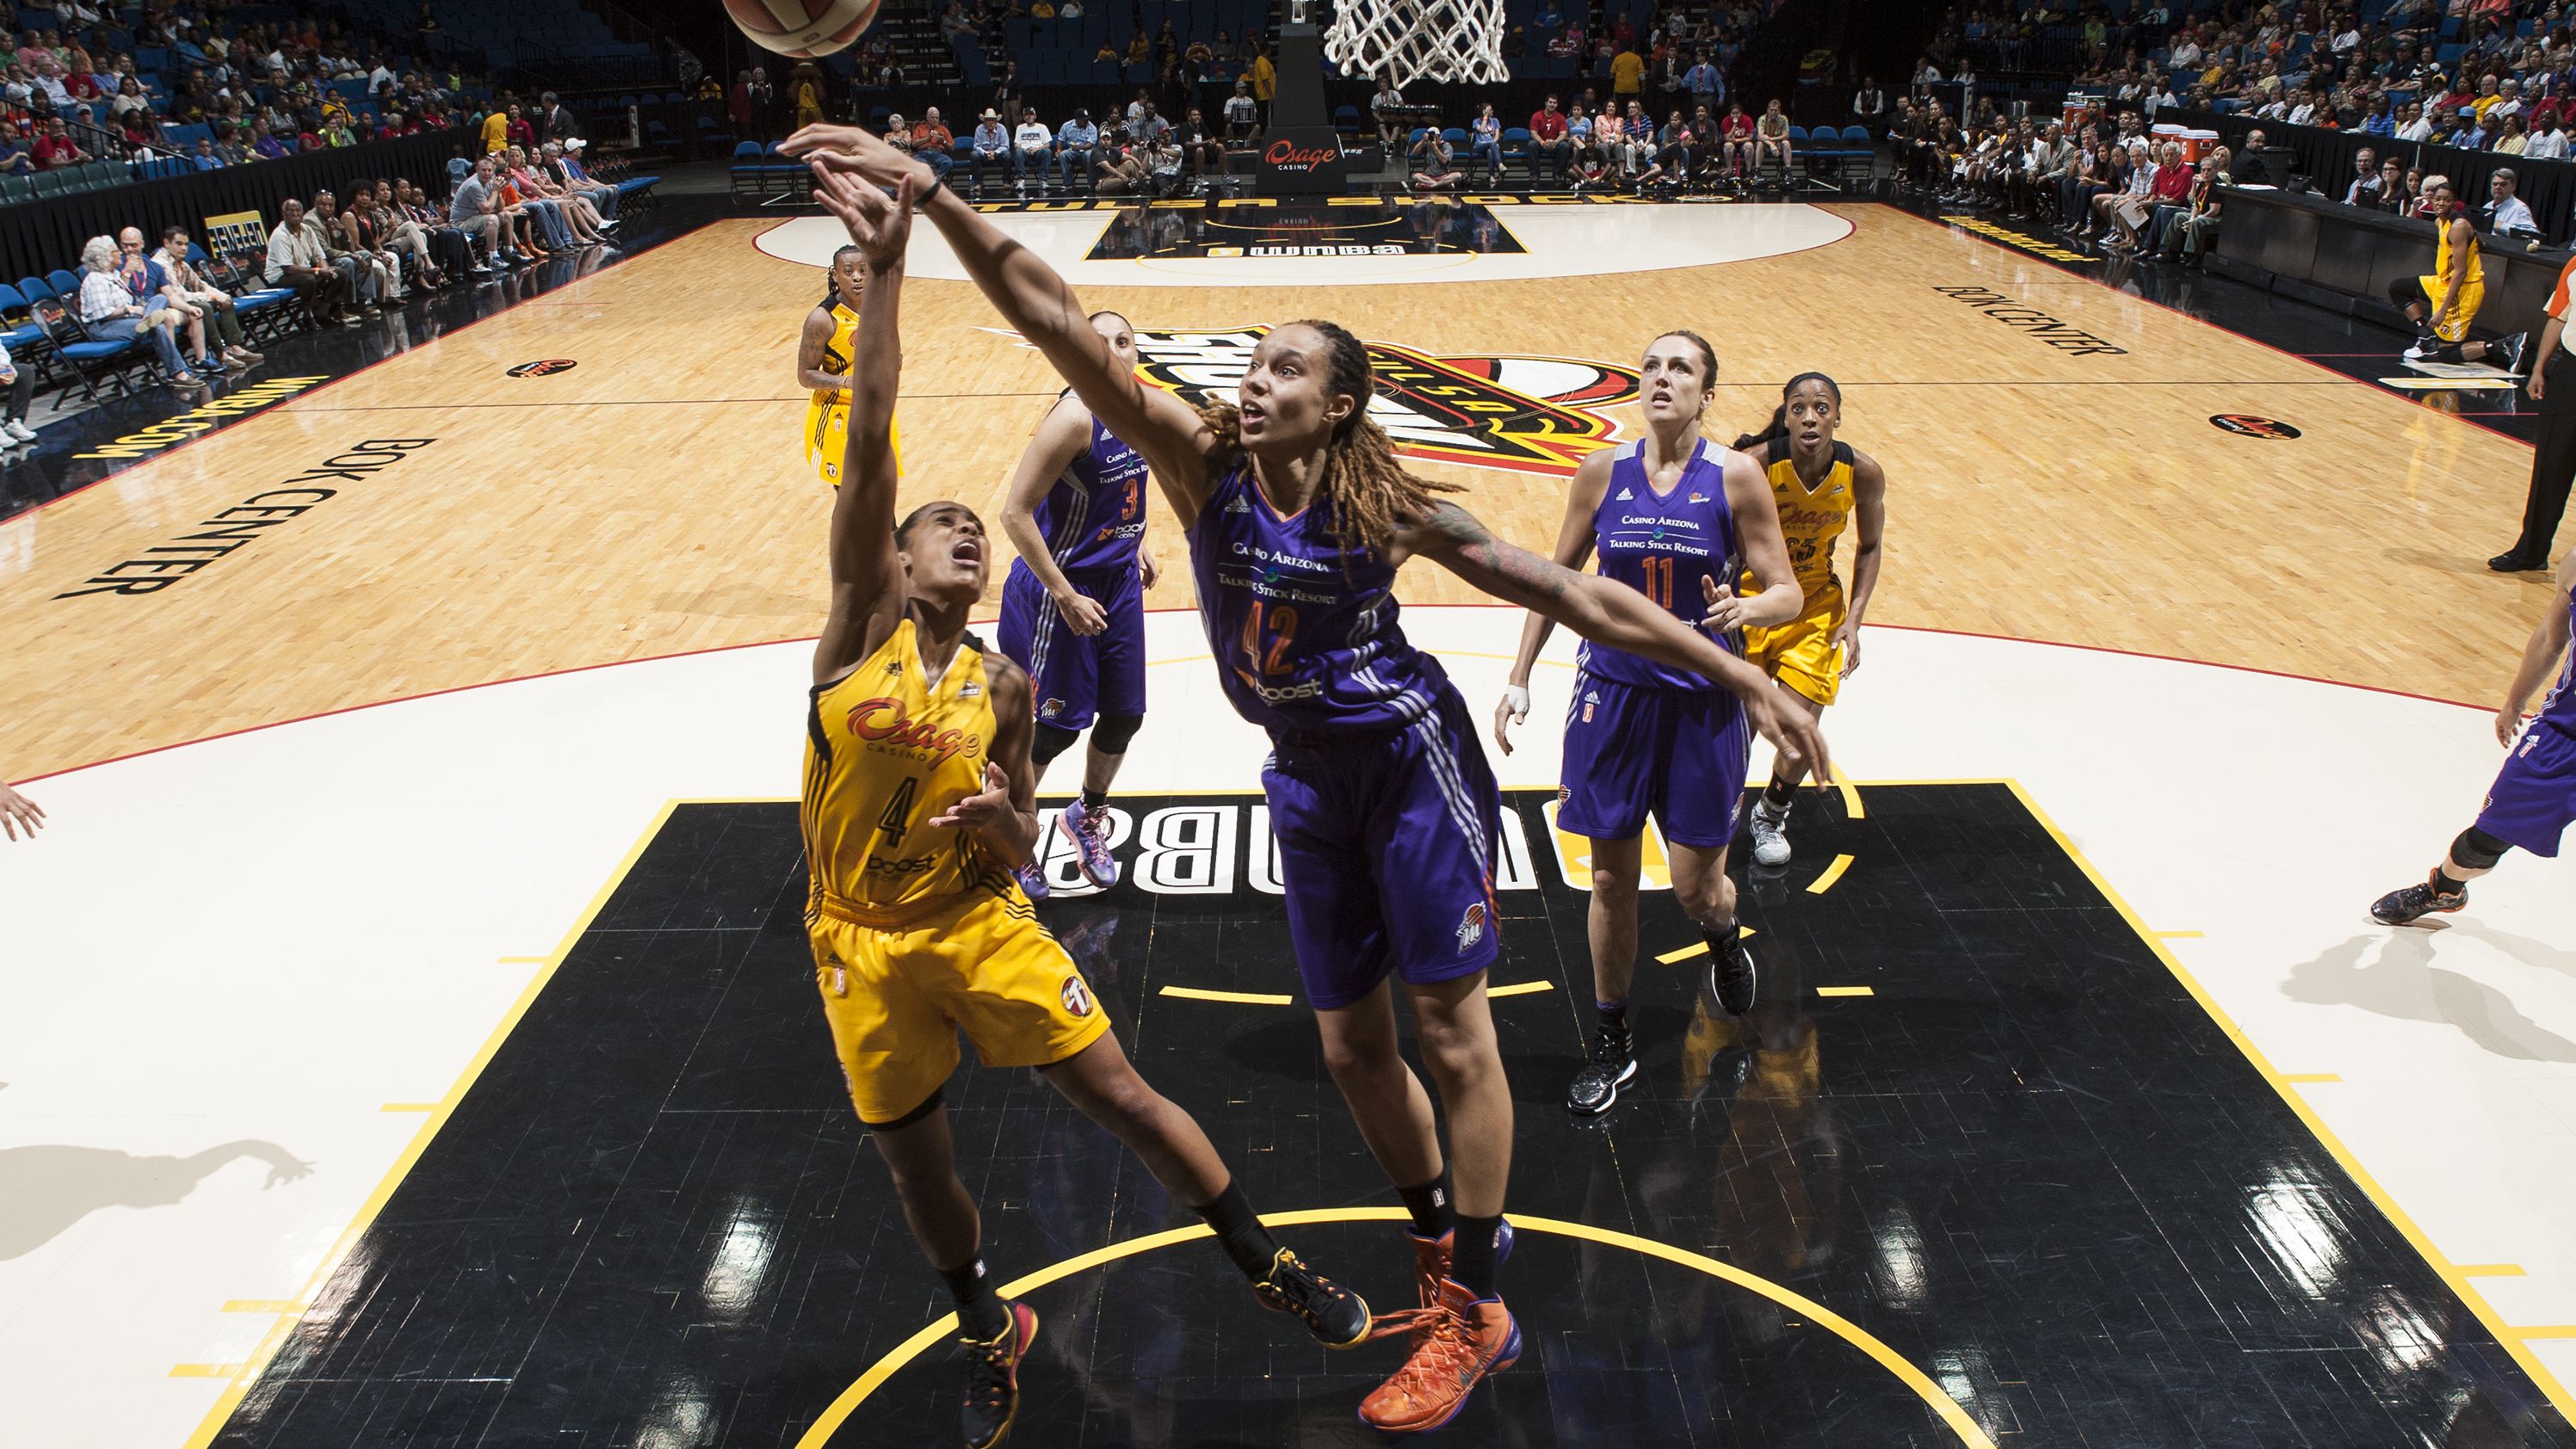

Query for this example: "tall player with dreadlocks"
[786,121,1831,1435]
[799,174,1367,1449]
[1735,373,1887,869]
[995,308,1157,899]
[796,243,902,486]
[1493,331,1805,1118]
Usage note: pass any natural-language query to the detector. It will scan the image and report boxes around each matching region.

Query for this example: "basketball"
[723,0,880,59]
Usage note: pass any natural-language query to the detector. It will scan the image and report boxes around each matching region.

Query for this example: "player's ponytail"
[1732,370,1842,451]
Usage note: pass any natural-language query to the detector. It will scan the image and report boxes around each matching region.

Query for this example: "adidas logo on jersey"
[1615,487,1634,500]
[884,660,902,675]
[958,681,983,698]
[1225,495,1252,513]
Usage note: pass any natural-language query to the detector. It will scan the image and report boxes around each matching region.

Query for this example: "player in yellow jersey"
[1736,373,1887,868]
[797,244,902,486]
[801,168,1366,1449]
[2391,176,2525,372]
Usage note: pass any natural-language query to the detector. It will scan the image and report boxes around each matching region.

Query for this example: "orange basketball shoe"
[1357,1277,1520,1434]
[1400,1219,1515,1347]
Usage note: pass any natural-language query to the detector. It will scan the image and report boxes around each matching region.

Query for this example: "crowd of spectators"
[0,0,473,178]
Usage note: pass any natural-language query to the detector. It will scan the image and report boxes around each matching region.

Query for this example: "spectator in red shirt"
[30,115,85,168]
[504,101,534,151]
[1528,93,1569,182]
[910,106,956,182]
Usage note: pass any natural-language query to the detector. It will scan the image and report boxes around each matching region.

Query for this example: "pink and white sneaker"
[1055,798,1121,889]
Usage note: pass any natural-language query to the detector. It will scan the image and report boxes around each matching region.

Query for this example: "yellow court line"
[2002,779,2576,1423]
[1837,777,1865,819]
[219,1300,301,1314]
[179,799,683,1449]
[2458,1264,2529,1277]
[789,1207,1998,1449]
[170,1365,244,1379]
[1818,985,1875,997]
[376,1102,438,1113]
[1158,985,1294,1005]
[1807,854,1856,895]
[1653,927,1757,965]
[1487,980,1554,997]
[2279,1074,2342,1084]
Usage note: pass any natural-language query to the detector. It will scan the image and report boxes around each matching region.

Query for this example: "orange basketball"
[724,0,881,59]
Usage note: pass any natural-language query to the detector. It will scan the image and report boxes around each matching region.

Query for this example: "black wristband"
[917,167,944,199]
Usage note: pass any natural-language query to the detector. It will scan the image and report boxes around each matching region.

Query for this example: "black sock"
[1704,918,1743,960]
[942,1255,1010,1339]
[2435,868,2471,896]
[1450,1212,1503,1298]
[1081,786,1109,811]
[1190,1180,1281,1280]
[1764,778,1795,808]
[1595,999,1629,1039]
[1396,1174,1453,1240]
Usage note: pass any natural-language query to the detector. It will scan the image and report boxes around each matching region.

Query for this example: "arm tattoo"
[1426,503,1574,602]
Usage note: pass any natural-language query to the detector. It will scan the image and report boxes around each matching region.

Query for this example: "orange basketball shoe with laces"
[1357,1276,1520,1434]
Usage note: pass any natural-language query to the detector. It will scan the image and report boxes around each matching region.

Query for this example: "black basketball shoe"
[961,1300,1039,1449]
[1566,1023,1638,1115]
[1711,933,1759,1016]
[1251,1247,1371,1347]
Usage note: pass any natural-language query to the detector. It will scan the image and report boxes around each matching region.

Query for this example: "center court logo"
[1129,327,1640,477]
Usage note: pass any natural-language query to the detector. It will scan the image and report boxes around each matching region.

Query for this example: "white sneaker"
[3,419,36,442]
[1750,798,1792,867]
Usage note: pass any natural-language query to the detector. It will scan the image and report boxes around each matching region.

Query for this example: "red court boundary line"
[16,607,2486,786]
[1871,202,2538,450]
[2,213,721,525]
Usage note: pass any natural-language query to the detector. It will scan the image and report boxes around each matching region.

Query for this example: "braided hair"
[1194,318,1461,559]
[1732,371,1843,452]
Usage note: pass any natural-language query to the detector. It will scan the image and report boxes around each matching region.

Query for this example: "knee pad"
[2451,826,2511,872]
[1031,722,1081,768]
[1088,712,1144,756]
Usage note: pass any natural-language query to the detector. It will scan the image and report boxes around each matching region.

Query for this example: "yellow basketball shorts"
[808,883,1109,1125]
[2412,275,2481,343]
[806,400,902,488]
[1745,584,1846,707]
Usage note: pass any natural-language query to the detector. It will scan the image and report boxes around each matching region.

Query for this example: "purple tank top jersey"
[1030,406,1150,573]
[1577,437,1744,692]
[1186,459,1451,734]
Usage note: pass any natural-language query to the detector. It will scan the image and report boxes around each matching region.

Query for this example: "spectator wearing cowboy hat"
[971,108,1009,195]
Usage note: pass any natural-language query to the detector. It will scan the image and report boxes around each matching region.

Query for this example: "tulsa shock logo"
[843,697,979,765]
[1129,327,1640,478]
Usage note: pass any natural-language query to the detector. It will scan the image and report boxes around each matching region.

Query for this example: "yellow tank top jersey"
[804,301,901,485]
[1744,435,1858,603]
[2422,222,2486,343]
[802,619,1000,922]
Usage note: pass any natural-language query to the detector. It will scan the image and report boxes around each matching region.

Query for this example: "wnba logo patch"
[2208,413,2301,440]
[1059,976,1096,1018]
[1455,903,1487,953]
[506,359,578,378]
[1582,690,1599,723]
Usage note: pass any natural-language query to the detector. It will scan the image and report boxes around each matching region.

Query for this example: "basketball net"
[1324,0,1508,87]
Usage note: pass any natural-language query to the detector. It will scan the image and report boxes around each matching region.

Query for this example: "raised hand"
[812,163,915,268]
[783,121,929,190]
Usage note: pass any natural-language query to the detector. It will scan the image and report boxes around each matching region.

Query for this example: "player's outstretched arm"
[1496,448,1609,755]
[1397,502,1830,780]
[0,780,44,841]
[2497,551,2576,744]
[929,657,1042,866]
[790,130,1216,517]
[810,171,914,688]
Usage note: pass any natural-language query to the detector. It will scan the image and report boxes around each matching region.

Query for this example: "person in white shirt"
[2171,37,2202,70]
[2398,100,2434,141]
[1223,79,1258,143]
[75,234,195,383]
[2526,117,2569,160]
[1370,75,1405,150]
[0,335,36,443]
[1011,106,1052,189]
[2484,168,2540,236]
